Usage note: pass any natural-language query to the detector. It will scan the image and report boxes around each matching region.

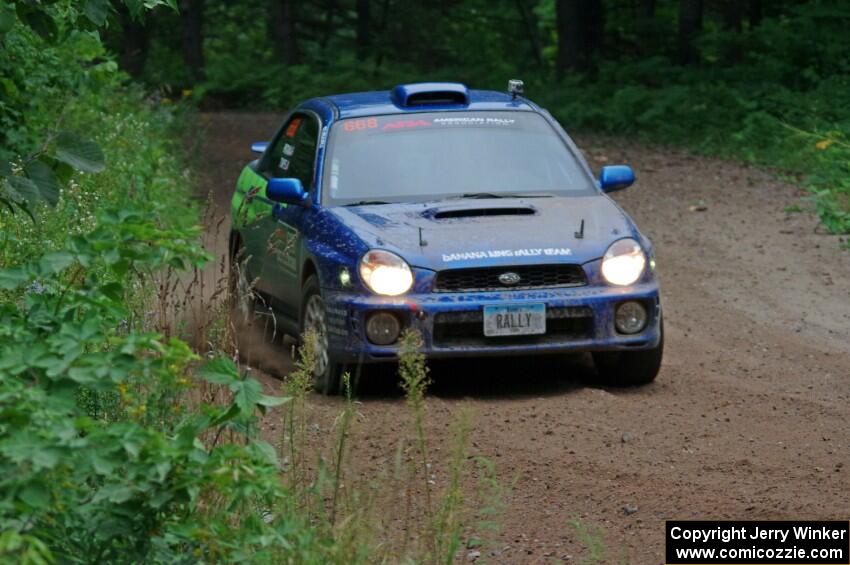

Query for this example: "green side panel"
[231,166,271,228]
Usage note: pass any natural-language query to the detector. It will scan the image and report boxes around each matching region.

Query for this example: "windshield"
[321,111,596,205]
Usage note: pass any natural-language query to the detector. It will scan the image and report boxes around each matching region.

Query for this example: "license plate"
[483,304,546,337]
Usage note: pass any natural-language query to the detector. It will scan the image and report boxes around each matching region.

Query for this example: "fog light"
[366,312,401,345]
[615,301,647,334]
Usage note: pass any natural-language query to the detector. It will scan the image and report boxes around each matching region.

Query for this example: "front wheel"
[592,321,664,386]
[300,276,343,395]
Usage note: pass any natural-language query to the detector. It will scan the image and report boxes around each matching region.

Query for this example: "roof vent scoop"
[391,82,470,107]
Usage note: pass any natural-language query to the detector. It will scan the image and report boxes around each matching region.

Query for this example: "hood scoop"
[426,206,537,220]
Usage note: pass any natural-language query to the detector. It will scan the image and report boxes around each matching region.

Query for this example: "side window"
[262,114,319,189]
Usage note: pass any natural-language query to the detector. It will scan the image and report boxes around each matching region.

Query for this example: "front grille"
[433,264,587,293]
[432,306,594,347]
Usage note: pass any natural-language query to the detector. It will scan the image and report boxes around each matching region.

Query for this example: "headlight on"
[359,250,414,296]
[601,238,646,286]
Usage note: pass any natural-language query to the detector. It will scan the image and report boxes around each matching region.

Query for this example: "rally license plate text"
[483,304,546,337]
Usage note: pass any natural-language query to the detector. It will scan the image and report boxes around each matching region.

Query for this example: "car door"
[250,112,319,320]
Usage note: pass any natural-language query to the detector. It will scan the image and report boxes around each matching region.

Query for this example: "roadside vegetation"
[542,2,850,238]
[0,2,497,562]
[0,2,292,562]
[111,0,850,239]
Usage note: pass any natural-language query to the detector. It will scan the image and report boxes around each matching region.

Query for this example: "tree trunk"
[556,0,602,75]
[356,0,371,55]
[720,0,743,62]
[677,0,703,65]
[748,0,763,27]
[638,0,655,19]
[515,0,543,66]
[556,0,582,75]
[635,0,656,55]
[117,7,149,77]
[271,0,299,65]
[721,0,743,31]
[372,0,391,73]
[180,0,205,82]
[584,0,604,62]
[321,0,337,49]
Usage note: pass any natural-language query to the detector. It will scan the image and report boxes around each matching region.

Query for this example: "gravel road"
[198,112,850,563]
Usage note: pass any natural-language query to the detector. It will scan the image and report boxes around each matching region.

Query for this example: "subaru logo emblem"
[498,272,521,286]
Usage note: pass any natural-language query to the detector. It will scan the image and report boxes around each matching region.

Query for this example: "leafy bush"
[537,1,850,235]
[0,4,326,562]
[0,205,328,563]
[0,1,190,223]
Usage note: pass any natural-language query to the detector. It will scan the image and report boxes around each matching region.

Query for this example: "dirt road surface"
[197,112,850,563]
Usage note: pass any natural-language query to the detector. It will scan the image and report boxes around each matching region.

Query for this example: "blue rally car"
[230,81,663,393]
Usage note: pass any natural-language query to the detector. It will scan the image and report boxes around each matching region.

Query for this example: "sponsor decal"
[285,118,301,137]
[441,248,572,262]
[343,118,378,132]
[319,125,329,148]
[329,158,340,196]
[279,157,290,171]
[381,119,431,131]
[283,143,295,156]
[268,227,297,271]
[433,116,516,127]
[325,306,348,338]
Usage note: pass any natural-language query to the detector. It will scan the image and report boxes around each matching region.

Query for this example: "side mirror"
[599,165,635,193]
[251,141,269,154]
[267,177,308,205]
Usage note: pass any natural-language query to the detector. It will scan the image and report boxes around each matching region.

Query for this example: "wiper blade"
[453,192,553,199]
[342,200,391,206]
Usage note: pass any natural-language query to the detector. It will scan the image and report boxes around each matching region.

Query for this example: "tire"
[300,275,343,395]
[592,320,664,386]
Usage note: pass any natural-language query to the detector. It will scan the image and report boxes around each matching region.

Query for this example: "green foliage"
[126,0,525,108]
[0,0,181,217]
[537,1,850,234]
[398,328,430,412]
[567,517,629,565]
[0,2,334,562]
[0,128,105,219]
[0,87,199,272]
[0,205,328,563]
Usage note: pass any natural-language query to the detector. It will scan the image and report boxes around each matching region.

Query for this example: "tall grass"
[198,315,507,562]
[567,517,630,565]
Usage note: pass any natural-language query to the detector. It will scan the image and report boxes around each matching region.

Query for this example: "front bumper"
[323,280,662,363]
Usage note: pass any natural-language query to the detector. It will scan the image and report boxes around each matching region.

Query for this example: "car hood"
[328,195,636,271]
